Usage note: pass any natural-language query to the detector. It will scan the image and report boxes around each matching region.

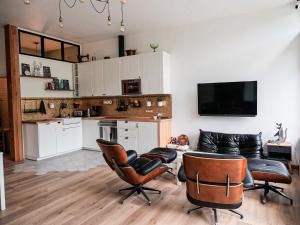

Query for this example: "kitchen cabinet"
[103,58,121,96]
[138,122,158,154]
[78,61,93,96]
[92,61,104,96]
[116,120,171,155]
[140,51,171,95]
[23,118,83,160]
[78,61,104,96]
[38,123,58,158]
[77,51,170,97]
[119,55,141,80]
[117,121,139,152]
[23,122,60,160]
[82,120,100,150]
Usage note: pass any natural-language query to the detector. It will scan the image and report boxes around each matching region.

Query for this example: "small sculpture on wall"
[269,123,288,144]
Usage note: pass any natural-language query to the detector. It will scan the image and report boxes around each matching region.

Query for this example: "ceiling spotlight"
[296,0,299,9]
[120,0,126,4]
[120,22,125,32]
[24,0,30,4]
[59,16,64,28]
[79,0,85,3]
[107,16,112,26]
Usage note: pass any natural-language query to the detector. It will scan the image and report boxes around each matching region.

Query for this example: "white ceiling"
[0,0,292,44]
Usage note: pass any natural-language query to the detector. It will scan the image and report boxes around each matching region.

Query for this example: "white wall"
[83,6,300,164]
[0,26,6,76]
[19,54,74,98]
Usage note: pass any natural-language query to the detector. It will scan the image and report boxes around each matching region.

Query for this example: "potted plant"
[157,96,164,107]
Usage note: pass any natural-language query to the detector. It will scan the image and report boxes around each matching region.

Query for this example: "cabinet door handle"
[125,129,128,131]
[125,137,128,139]
[125,121,128,123]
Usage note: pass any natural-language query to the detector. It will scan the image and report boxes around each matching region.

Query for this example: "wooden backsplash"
[21,94,172,121]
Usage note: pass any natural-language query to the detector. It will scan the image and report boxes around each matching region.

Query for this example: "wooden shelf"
[20,75,58,79]
[45,89,74,92]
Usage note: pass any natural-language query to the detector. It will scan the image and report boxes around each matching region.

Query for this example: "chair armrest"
[136,158,162,176]
[243,169,254,188]
[126,150,137,164]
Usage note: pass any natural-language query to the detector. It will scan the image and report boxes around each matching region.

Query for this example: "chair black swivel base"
[119,185,161,205]
[245,182,293,205]
[187,207,243,225]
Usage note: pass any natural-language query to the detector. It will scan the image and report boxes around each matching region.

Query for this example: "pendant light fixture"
[24,0,126,32]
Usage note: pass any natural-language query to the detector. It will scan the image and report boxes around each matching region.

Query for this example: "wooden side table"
[267,142,292,173]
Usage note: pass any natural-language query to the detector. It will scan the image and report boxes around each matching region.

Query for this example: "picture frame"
[21,63,31,76]
[43,66,51,77]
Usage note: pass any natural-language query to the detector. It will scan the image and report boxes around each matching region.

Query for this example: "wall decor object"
[62,80,70,90]
[268,123,288,144]
[157,96,165,107]
[32,61,42,76]
[150,43,159,52]
[53,78,60,90]
[24,0,127,32]
[21,63,31,76]
[125,49,137,56]
[78,54,90,62]
[43,66,51,77]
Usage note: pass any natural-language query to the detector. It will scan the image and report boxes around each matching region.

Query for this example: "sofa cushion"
[197,129,263,159]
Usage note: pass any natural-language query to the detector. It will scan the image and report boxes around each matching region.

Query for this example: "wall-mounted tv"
[198,81,257,117]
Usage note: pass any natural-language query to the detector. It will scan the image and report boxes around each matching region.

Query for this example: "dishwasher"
[99,120,118,143]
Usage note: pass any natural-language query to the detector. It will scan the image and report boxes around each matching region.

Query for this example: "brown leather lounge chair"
[96,139,168,205]
[183,152,247,225]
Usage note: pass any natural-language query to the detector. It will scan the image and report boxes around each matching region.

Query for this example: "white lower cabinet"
[117,121,159,155]
[62,125,82,152]
[23,118,82,161]
[118,136,138,152]
[37,123,58,158]
[82,120,100,150]
[138,122,158,154]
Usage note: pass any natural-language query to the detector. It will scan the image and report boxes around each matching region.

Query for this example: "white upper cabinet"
[77,51,170,97]
[103,58,121,96]
[78,61,93,96]
[92,60,104,96]
[140,51,171,95]
[119,55,141,80]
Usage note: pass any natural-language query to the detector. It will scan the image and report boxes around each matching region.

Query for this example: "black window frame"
[18,29,80,63]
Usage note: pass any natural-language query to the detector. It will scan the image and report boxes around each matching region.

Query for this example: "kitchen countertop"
[22,118,64,124]
[82,116,171,123]
[22,116,171,124]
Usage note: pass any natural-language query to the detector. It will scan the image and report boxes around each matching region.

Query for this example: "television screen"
[198,81,257,117]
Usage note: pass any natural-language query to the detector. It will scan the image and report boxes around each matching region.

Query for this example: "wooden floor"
[0,165,299,225]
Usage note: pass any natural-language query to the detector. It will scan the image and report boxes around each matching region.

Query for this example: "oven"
[122,79,141,95]
[99,120,118,143]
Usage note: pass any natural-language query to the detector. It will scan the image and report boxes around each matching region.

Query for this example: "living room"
[0,1,299,225]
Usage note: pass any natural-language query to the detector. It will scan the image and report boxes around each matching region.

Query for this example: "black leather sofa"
[178,129,293,204]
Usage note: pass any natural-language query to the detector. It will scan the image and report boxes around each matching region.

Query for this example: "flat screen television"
[198,81,257,117]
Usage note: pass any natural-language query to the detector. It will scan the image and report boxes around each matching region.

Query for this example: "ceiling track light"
[24,0,126,30]
[296,0,299,9]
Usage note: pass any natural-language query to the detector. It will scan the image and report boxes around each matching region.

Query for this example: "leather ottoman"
[246,158,293,204]
[141,148,177,164]
[141,148,177,175]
